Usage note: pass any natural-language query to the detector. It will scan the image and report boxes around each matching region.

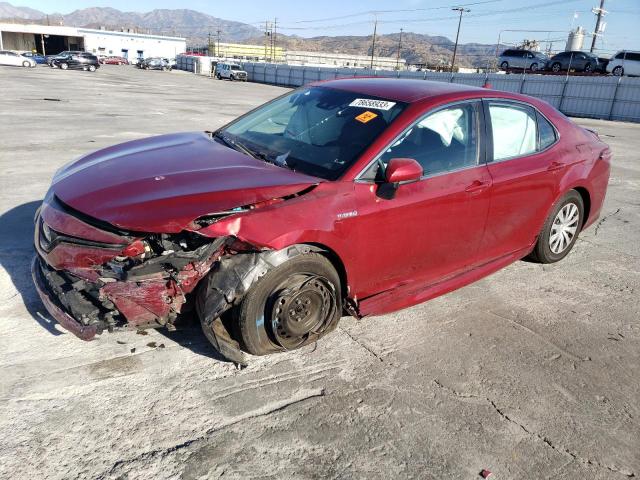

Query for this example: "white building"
[0,23,185,61]
[284,50,406,70]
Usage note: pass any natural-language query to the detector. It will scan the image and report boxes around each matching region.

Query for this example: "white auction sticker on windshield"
[349,98,397,111]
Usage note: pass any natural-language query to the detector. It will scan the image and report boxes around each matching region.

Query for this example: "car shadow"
[0,200,63,335]
[0,200,233,361]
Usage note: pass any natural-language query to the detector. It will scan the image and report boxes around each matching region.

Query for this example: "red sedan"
[32,78,611,363]
[101,56,129,65]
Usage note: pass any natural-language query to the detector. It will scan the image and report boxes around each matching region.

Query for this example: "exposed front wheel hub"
[270,275,336,350]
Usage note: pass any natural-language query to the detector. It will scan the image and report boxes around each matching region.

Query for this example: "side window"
[489,103,537,161]
[629,53,640,62]
[377,102,480,177]
[537,112,557,150]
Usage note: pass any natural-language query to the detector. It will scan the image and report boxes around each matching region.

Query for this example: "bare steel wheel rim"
[269,274,337,350]
[549,203,580,254]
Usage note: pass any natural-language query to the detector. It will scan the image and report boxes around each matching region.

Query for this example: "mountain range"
[0,2,498,67]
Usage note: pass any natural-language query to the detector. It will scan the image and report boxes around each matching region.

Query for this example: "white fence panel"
[238,62,640,122]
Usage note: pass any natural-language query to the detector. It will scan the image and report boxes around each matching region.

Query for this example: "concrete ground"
[0,65,638,480]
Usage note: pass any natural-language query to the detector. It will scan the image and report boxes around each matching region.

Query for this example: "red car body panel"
[52,132,321,232]
[32,79,611,347]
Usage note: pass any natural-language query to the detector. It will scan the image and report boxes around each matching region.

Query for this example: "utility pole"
[273,18,277,62]
[370,17,377,70]
[590,0,606,53]
[264,20,269,62]
[396,28,403,70]
[208,31,212,56]
[216,29,221,58]
[450,7,470,73]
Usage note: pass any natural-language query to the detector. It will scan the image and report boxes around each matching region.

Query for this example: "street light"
[451,7,470,73]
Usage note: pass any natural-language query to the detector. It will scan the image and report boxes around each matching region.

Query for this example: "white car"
[606,50,640,77]
[216,63,247,81]
[0,50,36,68]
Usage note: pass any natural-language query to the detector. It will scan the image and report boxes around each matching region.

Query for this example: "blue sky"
[14,0,640,53]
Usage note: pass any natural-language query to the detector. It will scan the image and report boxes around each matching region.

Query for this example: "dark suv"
[50,52,100,72]
[547,51,602,73]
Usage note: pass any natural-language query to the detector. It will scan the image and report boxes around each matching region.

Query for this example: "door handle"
[548,161,566,171]
[464,180,490,193]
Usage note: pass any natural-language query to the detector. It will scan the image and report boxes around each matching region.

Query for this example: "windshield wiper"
[214,131,292,170]
[214,131,258,159]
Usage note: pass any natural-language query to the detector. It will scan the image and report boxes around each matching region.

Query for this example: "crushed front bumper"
[31,256,100,340]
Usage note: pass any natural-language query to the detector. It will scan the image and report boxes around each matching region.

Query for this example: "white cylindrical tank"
[566,26,585,51]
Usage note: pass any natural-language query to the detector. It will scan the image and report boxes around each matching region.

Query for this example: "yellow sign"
[355,111,378,124]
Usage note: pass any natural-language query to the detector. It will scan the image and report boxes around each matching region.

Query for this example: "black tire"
[530,62,539,72]
[500,61,509,70]
[529,190,584,264]
[60,62,68,70]
[88,65,96,72]
[22,60,30,68]
[551,62,562,73]
[612,66,624,76]
[236,253,342,356]
[584,63,593,73]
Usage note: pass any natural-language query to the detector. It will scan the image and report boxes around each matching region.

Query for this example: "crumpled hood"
[51,132,320,233]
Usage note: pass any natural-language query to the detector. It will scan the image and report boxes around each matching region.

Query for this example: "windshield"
[221,86,407,180]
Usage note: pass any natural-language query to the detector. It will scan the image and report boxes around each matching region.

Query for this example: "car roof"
[313,78,489,103]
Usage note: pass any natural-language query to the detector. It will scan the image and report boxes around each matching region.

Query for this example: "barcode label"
[349,98,397,111]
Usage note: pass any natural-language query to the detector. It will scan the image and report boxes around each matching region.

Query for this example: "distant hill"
[0,2,497,67]
[0,3,261,42]
[0,1,44,19]
[243,31,497,68]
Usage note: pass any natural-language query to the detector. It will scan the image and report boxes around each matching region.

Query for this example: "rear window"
[628,53,640,62]
[537,112,557,150]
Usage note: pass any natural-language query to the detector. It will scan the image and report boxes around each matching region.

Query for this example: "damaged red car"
[32,78,611,363]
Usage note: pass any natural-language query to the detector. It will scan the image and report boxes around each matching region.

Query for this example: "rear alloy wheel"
[236,253,342,356]
[60,62,68,70]
[613,66,624,76]
[22,60,30,68]
[500,61,509,70]
[88,65,96,72]
[529,190,584,263]
[530,62,539,72]
[551,62,562,73]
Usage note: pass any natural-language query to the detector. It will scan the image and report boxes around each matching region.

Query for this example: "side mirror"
[385,158,423,184]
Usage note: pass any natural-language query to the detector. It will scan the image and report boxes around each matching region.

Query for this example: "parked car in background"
[20,51,46,64]
[46,50,81,66]
[547,51,603,73]
[139,57,171,70]
[50,52,100,72]
[163,57,176,68]
[217,62,247,81]
[606,50,640,76]
[499,49,548,72]
[102,56,129,65]
[0,50,36,67]
[31,78,611,363]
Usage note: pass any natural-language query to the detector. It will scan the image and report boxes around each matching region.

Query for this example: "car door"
[479,100,565,261]
[627,53,640,76]
[351,100,492,296]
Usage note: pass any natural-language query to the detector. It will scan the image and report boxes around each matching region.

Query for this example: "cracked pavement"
[0,66,638,479]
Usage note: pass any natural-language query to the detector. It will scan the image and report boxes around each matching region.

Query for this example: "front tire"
[529,190,584,264]
[584,63,593,73]
[88,65,96,72]
[60,62,68,70]
[530,62,539,72]
[551,62,562,73]
[22,60,30,68]
[236,253,342,356]
[612,66,624,76]
[500,61,509,70]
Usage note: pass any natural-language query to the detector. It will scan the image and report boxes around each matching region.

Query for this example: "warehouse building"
[0,23,186,61]
[284,50,406,70]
